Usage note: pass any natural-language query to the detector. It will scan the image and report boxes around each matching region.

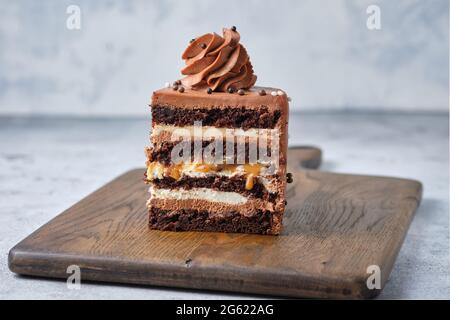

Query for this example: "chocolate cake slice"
[145,27,289,235]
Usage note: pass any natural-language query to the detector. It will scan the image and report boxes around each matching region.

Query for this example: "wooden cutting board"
[8,147,422,299]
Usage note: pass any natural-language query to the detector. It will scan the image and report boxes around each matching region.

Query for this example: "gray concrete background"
[1,0,449,300]
[0,0,448,115]
[1,112,448,299]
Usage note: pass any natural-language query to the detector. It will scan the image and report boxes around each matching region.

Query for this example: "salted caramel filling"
[146,161,264,189]
[245,174,255,190]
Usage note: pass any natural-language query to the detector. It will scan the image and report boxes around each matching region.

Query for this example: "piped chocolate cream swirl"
[181,28,257,92]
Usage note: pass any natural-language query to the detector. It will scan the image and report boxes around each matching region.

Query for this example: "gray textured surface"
[0,0,448,115]
[0,112,449,299]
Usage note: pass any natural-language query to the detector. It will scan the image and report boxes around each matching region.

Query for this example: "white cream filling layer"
[152,125,279,139]
[183,169,237,178]
[150,187,248,205]
[146,163,248,180]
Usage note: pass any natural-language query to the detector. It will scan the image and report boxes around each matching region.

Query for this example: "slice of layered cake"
[145,27,289,235]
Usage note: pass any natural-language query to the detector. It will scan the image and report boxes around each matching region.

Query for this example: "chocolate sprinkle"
[238,89,245,96]
[200,43,207,49]
[172,85,179,91]
[178,86,185,93]
[227,87,235,94]
[259,89,266,96]
[207,88,213,94]
[286,172,293,183]
[190,38,195,43]
[231,26,237,32]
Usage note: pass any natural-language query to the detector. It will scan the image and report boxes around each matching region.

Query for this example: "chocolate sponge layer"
[151,105,281,129]
[149,207,280,235]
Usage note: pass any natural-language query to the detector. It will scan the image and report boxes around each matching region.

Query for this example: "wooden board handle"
[287,146,322,170]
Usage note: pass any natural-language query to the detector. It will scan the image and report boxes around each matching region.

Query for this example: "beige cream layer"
[148,187,275,217]
[151,124,279,144]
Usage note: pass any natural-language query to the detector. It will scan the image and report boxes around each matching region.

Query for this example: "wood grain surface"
[8,147,422,299]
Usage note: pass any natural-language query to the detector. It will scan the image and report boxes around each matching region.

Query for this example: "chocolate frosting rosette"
[180,27,257,92]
